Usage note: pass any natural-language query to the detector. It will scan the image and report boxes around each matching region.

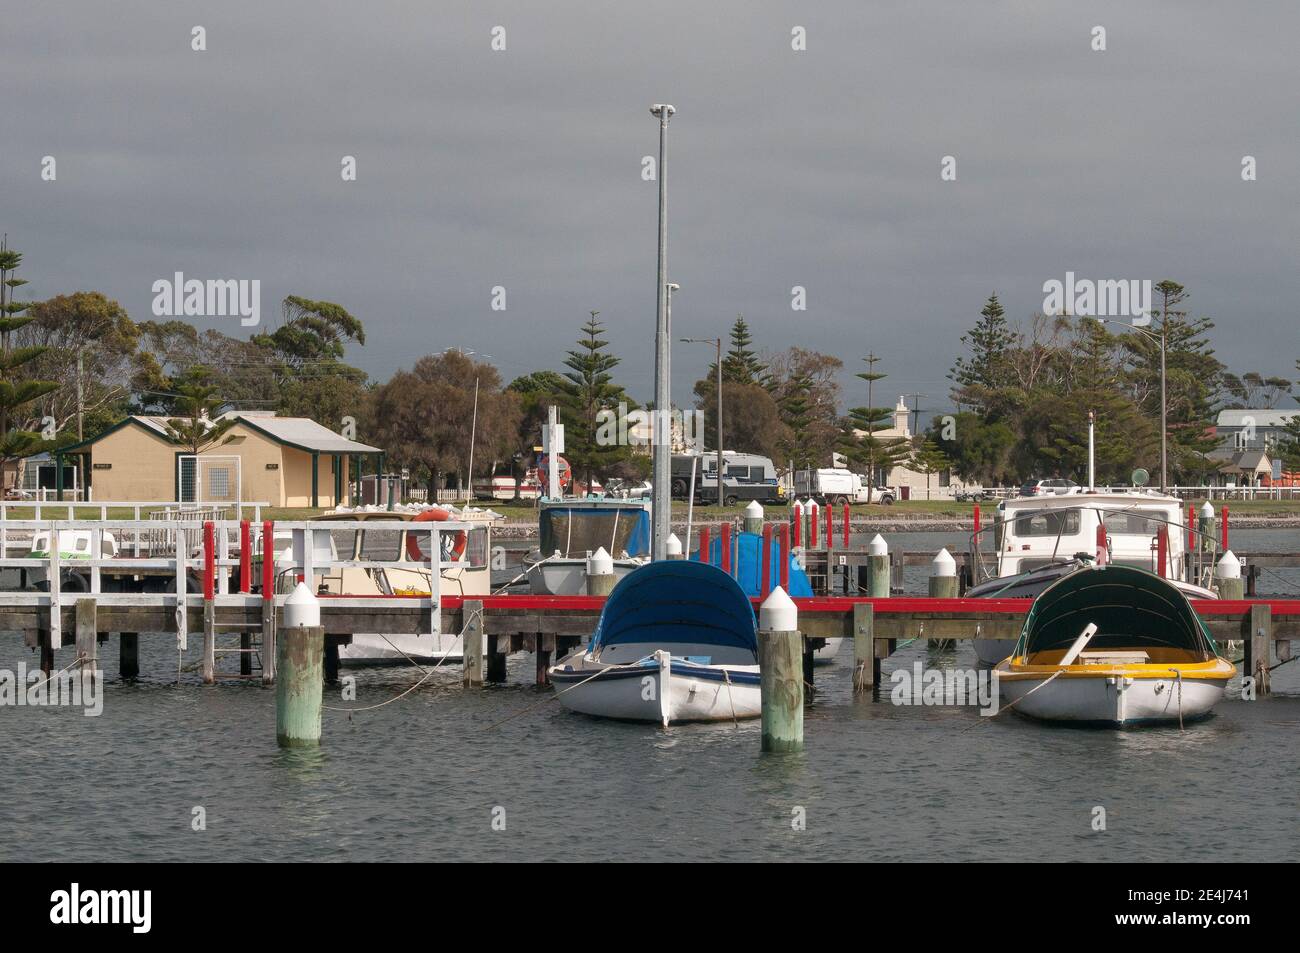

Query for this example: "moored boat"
[523,498,651,595]
[994,564,1234,726]
[549,560,761,725]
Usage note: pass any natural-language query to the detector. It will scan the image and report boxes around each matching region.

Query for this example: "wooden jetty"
[1,515,1296,696]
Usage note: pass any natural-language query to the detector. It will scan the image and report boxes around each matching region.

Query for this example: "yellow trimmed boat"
[994,565,1235,726]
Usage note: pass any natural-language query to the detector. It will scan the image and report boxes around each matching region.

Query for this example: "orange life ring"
[405,508,468,563]
[537,454,571,495]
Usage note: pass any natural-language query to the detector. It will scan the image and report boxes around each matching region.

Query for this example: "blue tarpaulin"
[693,531,813,597]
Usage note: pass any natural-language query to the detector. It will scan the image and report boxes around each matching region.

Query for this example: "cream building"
[54,411,383,507]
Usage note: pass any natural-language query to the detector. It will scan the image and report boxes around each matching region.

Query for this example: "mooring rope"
[483,653,656,731]
[1169,668,1184,730]
[321,607,482,715]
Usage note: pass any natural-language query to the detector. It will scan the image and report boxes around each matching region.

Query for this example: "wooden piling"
[76,598,97,692]
[463,598,484,686]
[928,549,958,599]
[119,632,139,680]
[868,535,890,598]
[852,602,874,691]
[536,633,554,686]
[758,589,803,752]
[1248,603,1271,696]
[323,634,341,685]
[487,635,508,682]
[202,601,216,684]
[275,624,324,747]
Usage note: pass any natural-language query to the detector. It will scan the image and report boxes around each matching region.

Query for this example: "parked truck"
[792,468,895,505]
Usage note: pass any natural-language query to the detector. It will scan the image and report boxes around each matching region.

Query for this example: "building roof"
[232,415,381,454]
[1209,449,1271,473]
[1216,408,1300,428]
[58,413,382,455]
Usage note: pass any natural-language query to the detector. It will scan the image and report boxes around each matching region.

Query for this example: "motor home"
[670,452,784,505]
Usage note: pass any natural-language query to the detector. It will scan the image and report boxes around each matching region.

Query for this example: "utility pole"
[859,353,883,502]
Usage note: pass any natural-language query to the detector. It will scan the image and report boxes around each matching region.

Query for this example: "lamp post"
[1090,317,1167,492]
[682,337,723,507]
[650,103,675,560]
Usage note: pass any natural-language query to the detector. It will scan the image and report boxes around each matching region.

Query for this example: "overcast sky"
[5,1,1298,427]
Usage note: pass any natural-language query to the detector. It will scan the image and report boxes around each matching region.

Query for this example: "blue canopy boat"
[548,560,763,725]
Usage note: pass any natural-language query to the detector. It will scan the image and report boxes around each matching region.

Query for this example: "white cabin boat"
[969,492,1217,665]
[523,498,651,595]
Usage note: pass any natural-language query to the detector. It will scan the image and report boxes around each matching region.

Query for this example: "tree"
[19,292,140,440]
[557,312,634,489]
[163,370,238,455]
[507,370,568,498]
[927,412,1018,485]
[950,293,1016,412]
[766,347,843,470]
[0,242,59,485]
[369,351,520,499]
[843,353,908,499]
[720,316,766,385]
[909,437,952,500]
[1221,371,1291,410]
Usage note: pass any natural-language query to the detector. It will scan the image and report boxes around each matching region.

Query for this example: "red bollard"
[239,519,252,593]
[202,521,215,600]
[825,504,833,551]
[792,506,801,550]
[1096,523,1108,566]
[1221,505,1229,552]
[261,520,274,598]
[720,521,732,575]
[779,523,790,591]
[1156,525,1169,578]
[761,524,773,597]
[842,504,850,549]
[810,504,818,548]
[698,526,710,564]
[1187,505,1195,550]
[973,504,981,542]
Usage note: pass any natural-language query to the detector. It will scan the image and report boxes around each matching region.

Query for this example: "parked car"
[605,478,652,500]
[954,488,997,503]
[1020,478,1080,497]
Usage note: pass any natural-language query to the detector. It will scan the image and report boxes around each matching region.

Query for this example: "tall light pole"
[650,103,675,560]
[683,336,723,506]
[1091,316,1167,492]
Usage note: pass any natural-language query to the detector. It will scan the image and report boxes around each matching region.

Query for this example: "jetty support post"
[665,533,684,560]
[119,632,139,680]
[852,602,874,692]
[779,522,790,591]
[758,588,803,752]
[760,524,772,598]
[202,521,216,684]
[463,598,485,687]
[75,598,98,693]
[535,632,554,686]
[261,520,276,685]
[697,526,710,563]
[743,500,763,535]
[1247,603,1272,697]
[792,501,801,551]
[867,534,890,597]
[276,584,323,747]
[842,503,850,549]
[719,521,732,574]
[1216,551,1243,600]
[929,548,957,599]
[586,547,616,596]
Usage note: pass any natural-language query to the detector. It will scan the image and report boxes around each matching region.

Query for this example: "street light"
[1091,316,1167,493]
[682,336,723,507]
[649,103,675,560]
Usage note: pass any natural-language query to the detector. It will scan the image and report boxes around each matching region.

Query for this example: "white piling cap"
[932,547,956,576]
[759,586,798,632]
[744,500,764,519]
[869,533,888,556]
[665,533,682,556]
[1200,500,1215,518]
[588,546,614,575]
[1216,550,1241,580]
[284,581,320,628]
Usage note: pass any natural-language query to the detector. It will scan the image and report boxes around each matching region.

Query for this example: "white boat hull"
[525,557,644,595]
[814,636,843,665]
[994,668,1229,725]
[339,632,466,666]
[549,651,760,725]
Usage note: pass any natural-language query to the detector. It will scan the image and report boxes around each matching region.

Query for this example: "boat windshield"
[1010,508,1081,538]
[539,505,650,558]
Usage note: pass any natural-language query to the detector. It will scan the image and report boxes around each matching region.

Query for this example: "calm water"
[2,529,1298,862]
